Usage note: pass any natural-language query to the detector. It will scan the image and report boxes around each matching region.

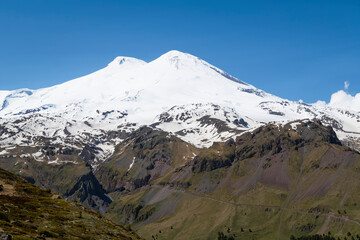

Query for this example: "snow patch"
[32,151,44,161]
[290,122,299,131]
[128,157,136,171]
[0,150,8,156]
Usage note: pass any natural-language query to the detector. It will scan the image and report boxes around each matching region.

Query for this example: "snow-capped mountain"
[0,50,359,166]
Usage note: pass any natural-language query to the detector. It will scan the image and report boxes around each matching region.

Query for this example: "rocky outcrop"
[65,171,112,214]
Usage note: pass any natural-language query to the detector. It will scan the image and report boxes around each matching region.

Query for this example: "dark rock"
[0,212,10,222]
[65,172,111,214]
[0,234,12,240]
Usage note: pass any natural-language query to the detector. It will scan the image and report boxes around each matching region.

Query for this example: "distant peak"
[153,50,247,85]
[162,50,190,57]
[153,50,203,69]
[107,56,146,67]
[158,50,198,61]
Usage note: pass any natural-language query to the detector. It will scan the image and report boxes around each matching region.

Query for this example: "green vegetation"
[290,233,360,240]
[100,122,360,239]
[0,168,142,240]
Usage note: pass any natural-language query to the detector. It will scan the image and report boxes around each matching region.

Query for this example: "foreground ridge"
[0,167,143,239]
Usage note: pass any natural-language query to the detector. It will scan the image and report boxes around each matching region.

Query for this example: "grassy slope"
[0,168,143,240]
[103,122,360,240]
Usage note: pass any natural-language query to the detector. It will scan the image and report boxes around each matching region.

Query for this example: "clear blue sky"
[0,0,359,103]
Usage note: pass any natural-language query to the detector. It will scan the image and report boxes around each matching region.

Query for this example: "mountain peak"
[161,50,192,57]
[157,50,199,62]
[107,56,146,67]
[153,50,246,85]
[152,50,209,71]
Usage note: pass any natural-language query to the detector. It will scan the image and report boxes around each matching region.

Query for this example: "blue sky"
[0,0,359,103]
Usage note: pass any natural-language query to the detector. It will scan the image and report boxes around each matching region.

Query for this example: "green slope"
[0,167,143,240]
[99,121,360,240]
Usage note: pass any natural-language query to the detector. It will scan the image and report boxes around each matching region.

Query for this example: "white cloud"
[344,81,350,90]
[314,100,326,107]
[328,90,360,112]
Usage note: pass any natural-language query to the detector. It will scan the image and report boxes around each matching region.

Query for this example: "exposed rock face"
[191,140,236,173]
[95,126,196,193]
[0,143,112,213]
[0,234,12,240]
[65,171,112,214]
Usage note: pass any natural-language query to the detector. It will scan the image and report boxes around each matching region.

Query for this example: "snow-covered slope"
[0,51,259,122]
[0,50,359,165]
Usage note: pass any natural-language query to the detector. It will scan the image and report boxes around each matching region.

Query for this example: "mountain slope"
[0,167,142,240]
[0,50,358,157]
[100,121,360,239]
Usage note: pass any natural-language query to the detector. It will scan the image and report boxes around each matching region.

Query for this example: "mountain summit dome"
[107,56,146,68]
[152,50,210,69]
